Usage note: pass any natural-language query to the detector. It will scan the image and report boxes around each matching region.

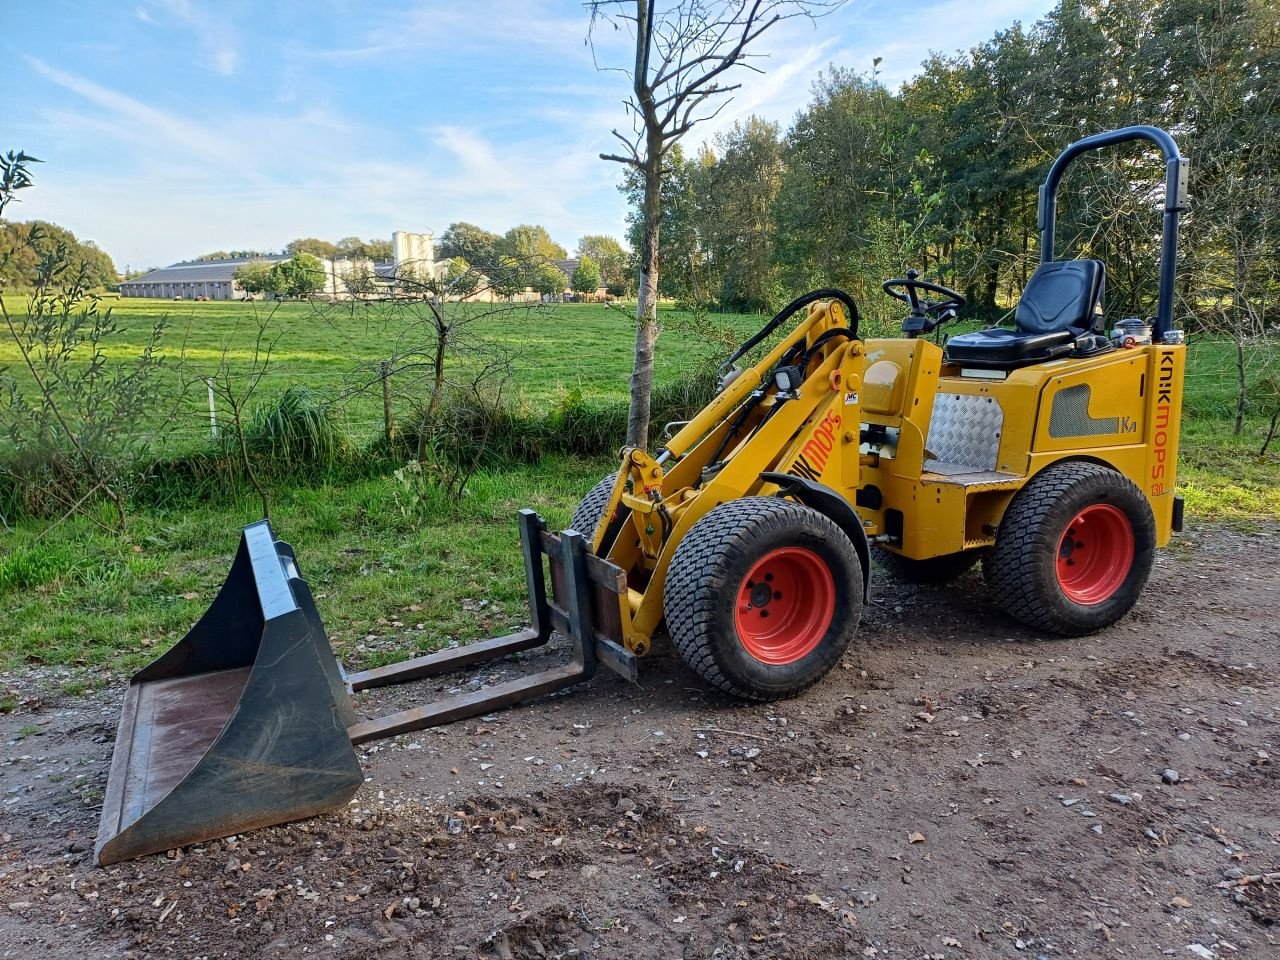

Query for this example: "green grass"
[0,296,740,454]
[0,453,610,675]
[0,295,1277,678]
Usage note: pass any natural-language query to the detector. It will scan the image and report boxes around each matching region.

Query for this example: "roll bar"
[1037,125,1189,337]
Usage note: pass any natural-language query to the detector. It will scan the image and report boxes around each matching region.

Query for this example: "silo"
[392,231,436,278]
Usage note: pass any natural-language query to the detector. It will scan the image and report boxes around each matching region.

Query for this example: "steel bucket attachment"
[95,511,635,865]
[95,520,363,866]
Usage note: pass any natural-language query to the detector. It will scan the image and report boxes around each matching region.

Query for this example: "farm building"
[118,253,394,300]
[118,255,289,300]
[117,231,603,301]
[119,233,440,301]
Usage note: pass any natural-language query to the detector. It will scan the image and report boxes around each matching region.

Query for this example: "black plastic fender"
[760,472,872,594]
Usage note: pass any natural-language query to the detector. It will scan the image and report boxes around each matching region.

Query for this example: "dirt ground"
[1,522,1277,960]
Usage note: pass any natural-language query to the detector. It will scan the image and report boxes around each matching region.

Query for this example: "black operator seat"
[944,260,1106,369]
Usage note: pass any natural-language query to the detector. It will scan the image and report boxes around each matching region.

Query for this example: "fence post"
[381,360,395,445]
[206,378,218,440]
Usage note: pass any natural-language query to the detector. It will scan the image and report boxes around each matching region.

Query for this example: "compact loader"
[96,125,1189,864]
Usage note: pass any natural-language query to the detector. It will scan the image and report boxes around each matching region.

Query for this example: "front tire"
[570,473,617,543]
[664,497,864,701]
[986,462,1155,636]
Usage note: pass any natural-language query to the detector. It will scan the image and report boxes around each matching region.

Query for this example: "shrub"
[244,386,352,477]
[410,388,544,472]
[545,388,627,458]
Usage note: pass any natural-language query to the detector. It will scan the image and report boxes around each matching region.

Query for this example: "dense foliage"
[571,255,602,294]
[629,0,1279,334]
[197,237,394,263]
[0,220,118,291]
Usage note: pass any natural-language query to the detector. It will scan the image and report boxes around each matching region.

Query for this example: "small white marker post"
[206,378,218,439]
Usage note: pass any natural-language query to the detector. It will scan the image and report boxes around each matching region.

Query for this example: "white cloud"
[426,125,623,248]
[27,56,242,166]
[602,0,1058,153]
[140,0,239,76]
[20,1,1059,269]
[303,0,616,64]
[692,37,842,145]
[23,56,627,264]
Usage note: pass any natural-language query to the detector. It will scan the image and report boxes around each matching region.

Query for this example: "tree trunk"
[427,329,447,423]
[629,156,663,450]
[416,327,448,467]
[1261,406,1280,459]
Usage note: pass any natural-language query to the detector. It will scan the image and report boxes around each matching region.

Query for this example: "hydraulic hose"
[802,327,857,367]
[717,288,861,378]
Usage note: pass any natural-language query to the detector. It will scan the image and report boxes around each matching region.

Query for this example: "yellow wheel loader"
[95,125,1189,864]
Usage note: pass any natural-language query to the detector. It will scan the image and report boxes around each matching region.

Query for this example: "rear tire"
[664,497,864,701]
[986,462,1155,636]
[873,546,981,584]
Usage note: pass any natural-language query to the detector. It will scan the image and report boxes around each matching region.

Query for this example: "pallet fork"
[95,512,635,866]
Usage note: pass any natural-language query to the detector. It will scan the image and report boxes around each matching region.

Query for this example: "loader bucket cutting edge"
[94,520,363,866]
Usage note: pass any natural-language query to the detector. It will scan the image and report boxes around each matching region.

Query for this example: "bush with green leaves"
[1,233,169,526]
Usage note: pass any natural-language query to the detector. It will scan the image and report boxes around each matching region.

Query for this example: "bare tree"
[315,262,540,504]
[588,0,844,449]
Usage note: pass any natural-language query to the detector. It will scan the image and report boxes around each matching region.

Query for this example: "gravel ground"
[1,521,1276,959]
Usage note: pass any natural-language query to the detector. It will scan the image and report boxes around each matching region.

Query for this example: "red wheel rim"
[733,547,835,665]
[1056,503,1134,605]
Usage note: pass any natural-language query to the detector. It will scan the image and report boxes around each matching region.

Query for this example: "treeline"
[195,237,396,262]
[0,220,117,290]
[633,0,1278,334]
[198,226,635,297]
[436,223,630,295]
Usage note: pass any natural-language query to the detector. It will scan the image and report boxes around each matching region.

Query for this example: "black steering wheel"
[881,269,966,337]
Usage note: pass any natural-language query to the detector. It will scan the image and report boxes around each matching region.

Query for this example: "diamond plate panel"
[924,393,1003,471]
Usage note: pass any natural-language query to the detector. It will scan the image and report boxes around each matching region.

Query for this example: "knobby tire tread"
[664,497,861,701]
[986,461,1154,635]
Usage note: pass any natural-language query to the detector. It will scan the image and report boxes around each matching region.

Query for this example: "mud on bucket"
[95,520,363,866]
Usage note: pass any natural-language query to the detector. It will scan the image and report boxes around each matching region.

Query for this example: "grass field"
[1,295,1277,683]
[0,295,731,453]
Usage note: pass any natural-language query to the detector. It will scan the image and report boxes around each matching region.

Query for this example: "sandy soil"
[1,521,1277,959]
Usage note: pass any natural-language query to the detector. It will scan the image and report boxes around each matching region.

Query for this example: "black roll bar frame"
[1037,125,1189,337]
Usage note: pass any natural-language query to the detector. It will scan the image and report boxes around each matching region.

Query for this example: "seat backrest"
[1015,260,1105,336]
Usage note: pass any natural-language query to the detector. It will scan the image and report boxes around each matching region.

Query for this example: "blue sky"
[5,0,1054,271]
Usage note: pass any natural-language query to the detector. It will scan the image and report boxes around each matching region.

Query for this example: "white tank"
[392,231,435,278]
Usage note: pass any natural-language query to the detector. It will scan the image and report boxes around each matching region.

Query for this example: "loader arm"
[589,299,870,653]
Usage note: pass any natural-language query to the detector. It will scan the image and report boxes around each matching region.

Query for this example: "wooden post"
[381,360,395,445]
